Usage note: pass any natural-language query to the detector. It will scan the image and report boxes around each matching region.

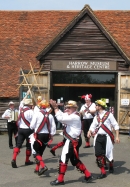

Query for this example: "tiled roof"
[0,8,130,98]
[95,10,130,61]
[0,11,78,97]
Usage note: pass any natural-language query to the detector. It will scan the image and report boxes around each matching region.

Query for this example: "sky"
[0,0,130,10]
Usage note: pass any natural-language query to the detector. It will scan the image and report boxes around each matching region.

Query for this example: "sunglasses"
[65,107,71,109]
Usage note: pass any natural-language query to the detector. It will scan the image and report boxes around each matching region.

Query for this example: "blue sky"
[0,0,130,10]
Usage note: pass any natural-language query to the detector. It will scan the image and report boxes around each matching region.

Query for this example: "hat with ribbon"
[23,99,33,106]
[81,94,92,100]
[65,100,78,108]
[95,99,107,108]
[39,100,50,109]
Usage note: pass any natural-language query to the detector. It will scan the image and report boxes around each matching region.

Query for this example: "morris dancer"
[34,96,54,148]
[50,99,94,185]
[80,94,96,148]
[11,98,34,168]
[29,100,56,176]
[87,99,120,179]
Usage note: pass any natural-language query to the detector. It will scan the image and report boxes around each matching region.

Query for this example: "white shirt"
[80,103,96,119]
[33,105,40,113]
[30,109,56,136]
[90,110,119,161]
[55,110,81,138]
[89,110,119,134]
[2,108,18,122]
[17,106,34,129]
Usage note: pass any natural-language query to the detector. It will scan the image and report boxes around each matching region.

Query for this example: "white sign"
[106,99,109,103]
[121,99,129,106]
[57,99,60,103]
[67,61,110,70]
[51,60,117,71]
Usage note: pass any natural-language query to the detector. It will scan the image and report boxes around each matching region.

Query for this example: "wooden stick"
[20,68,33,98]
[16,62,40,89]
[29,62,41,95]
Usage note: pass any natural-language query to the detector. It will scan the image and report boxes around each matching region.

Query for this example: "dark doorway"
[53,86,115,107]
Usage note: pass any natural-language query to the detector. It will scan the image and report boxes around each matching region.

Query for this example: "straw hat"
[23,99,33,106]
[65,100,78,108]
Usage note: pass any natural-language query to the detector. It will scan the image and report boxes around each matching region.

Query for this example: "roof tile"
[0,9,130,98]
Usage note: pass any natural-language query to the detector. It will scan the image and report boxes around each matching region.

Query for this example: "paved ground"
[0,131,130,187]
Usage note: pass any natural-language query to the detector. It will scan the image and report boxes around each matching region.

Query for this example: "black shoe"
[47,144,52,148]
[97,173,106,179]
[34,170,39,174]
[50,179,64,186]
[11,160,17,168]
[9,146,13,149]
[83,145,90,148]
[104,165,109,170]
[50,149,56,156]
[38,166,48,176]
[82,175,95,183]
[25,161,34,165]
[109,167,114,173]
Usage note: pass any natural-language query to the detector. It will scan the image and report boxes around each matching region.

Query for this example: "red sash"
[17,108,30,127]
[96,111,115,144]
[84,103,92,113]
[83,103,95,117]
[63,112,81,159]
[34,110,51,146]
[37,110,50,134]
[63,128,79,159]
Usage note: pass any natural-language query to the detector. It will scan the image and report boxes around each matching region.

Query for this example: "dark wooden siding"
[40,14,128,71]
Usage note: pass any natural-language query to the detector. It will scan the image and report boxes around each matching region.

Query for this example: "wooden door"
[118,72,130,132]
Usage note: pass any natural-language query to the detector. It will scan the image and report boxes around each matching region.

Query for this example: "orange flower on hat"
[39,100,50,109]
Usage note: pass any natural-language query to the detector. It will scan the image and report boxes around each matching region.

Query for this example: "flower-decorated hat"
[39,100,50,109]
[95,99,107,108]
[37,96,43,107]
[65,100,78,108]
[81,94,92,100]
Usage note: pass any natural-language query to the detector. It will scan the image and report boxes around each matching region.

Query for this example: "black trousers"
[7,122,18,147]
[33,133,50,156]
[61,136,82,166]
[16,128,33,149]
[83,118,93,142]
[95,134,107,157]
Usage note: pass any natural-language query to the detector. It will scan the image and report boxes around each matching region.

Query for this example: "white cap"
[8,101,14,106]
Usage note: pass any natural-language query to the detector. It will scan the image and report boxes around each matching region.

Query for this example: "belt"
[97,134,106,136]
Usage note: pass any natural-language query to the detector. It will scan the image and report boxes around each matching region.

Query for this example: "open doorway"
[53,86,115,107]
